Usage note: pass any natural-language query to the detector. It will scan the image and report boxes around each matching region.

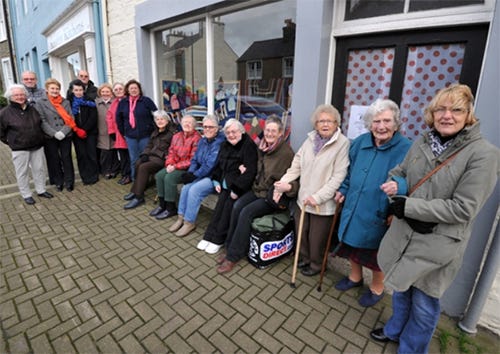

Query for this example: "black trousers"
[99,149,120,176]
[44,136,74,186]
[73,134,99,184]
[203,189,236,246]
[130,159,163,198]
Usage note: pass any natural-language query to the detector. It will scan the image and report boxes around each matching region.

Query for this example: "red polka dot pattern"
[342,48,395,133]
[400,43,465,138]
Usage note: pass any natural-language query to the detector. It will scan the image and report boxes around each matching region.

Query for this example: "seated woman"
[123,110,177,209]
[215,115,295,274]
[151,115,201,219]
[168,114,225,237]
[197,119,258,254]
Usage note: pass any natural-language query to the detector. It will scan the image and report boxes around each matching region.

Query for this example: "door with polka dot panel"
[332,25,488,141]
[400,44,465,138]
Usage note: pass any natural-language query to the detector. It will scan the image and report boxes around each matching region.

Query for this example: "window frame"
[283,57,293,78]
[246,60,263,80]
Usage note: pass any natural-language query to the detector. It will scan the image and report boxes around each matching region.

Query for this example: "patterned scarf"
[313,131,330,155]
[129,95,139,129]
[259,135,283,153]
[48,95,76,131]
[428,130,457,157]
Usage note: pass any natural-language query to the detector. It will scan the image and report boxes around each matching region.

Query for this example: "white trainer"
[205,242,222,254]
[197,240,209,250]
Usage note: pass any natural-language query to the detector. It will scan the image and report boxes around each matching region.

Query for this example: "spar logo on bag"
[261,232,294,260]
[248,211,295,268]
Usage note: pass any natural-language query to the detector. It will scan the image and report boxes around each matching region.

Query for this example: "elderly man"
[21,71,46,103]
[0,84,53,205]
[67,70,98,100]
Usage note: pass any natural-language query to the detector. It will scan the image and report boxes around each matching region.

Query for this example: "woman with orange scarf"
[38,78,86,191]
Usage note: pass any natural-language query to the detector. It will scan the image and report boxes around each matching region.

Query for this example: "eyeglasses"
[433,107,468,116]
[203,125,217,130]
[317,120,336,125]
[225,129,240,135]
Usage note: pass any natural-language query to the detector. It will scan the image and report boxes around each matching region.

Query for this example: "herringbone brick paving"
[1,142,498,354]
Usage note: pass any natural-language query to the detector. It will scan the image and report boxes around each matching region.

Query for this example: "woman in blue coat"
[334,99,411,307]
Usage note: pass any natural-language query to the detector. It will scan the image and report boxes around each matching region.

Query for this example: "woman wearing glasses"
[166,114,225,237]
[274,104,349,277]
[371,84,499,353]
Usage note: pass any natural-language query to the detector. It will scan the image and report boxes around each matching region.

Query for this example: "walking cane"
[290,206,306,288]
[317,202,343,292]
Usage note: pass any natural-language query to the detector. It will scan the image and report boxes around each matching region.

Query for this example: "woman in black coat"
[197,118,258,254]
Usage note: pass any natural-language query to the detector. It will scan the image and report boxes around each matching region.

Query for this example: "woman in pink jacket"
[106,82,131,185]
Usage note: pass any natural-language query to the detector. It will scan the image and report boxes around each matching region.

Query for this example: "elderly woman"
[0,84,53,204]
[216,115,295,273]
[152,115,201,219]
[124,110,177,209]
[275,104,349,276]
[197,119,258,254]
[107,82,131,185]
[333,99,411,307]
[116,79,158,181]
[167,114,225,237]
[370,84,499,353]
[96,83,119,179]
[38,78,86,192]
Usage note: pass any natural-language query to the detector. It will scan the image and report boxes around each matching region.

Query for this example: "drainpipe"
[92,0,106,84]
[2,0,17,82]
[458,205,500,334]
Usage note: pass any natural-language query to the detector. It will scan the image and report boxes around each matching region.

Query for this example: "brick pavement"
[1,142,498,354]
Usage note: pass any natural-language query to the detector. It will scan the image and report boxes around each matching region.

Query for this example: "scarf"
[259,135,283,154]
[71,96,84,116]
[313,131,329,155]
[48,95,77,131]
[129,95,139,129]
[429,130,458,157]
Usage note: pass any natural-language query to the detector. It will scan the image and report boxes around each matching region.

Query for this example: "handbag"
[387,147,464,226]
[265,186,290,210]
[248,211,295,268]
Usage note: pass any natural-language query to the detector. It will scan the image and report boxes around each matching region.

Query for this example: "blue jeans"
[125,136,149,180]
[384,286,440,354]
[178,177,215,223]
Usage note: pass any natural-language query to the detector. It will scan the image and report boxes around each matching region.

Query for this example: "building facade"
[8,0,107,93]
[0,0,14,93]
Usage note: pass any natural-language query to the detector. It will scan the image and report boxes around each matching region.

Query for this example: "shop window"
[247,61,262,79]
[409,0,484,12]
[1,58,14,88]
[332,25,488,140]
[0,1,6,41]
[283,57,293,78]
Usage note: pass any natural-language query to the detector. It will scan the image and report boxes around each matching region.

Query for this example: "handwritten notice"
[347,105,369,140]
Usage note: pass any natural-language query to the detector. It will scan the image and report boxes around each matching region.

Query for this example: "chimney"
[282,19,296,43]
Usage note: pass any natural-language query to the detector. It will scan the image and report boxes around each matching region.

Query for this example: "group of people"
[1,74,498,354]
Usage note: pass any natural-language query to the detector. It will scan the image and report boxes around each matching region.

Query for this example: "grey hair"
[153,110,171,122]
[223,118,245,134]
[4,84,28,100]
[181,114,197,125]
[310,104,341,126]
[203,114,219,127]
[265,114,284,132]
[363,99,402,131]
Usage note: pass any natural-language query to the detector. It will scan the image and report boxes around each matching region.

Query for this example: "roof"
[237,38,295,62]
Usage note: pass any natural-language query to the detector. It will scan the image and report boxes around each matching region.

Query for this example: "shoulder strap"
[409,147,464,196]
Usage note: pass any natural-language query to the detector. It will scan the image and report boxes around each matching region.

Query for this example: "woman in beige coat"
[275,104,349,276]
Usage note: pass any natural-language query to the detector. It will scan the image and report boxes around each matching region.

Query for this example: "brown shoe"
[175,221,196,237]
[217,259,236,274]
[216,253,227,265]
[169,216,184,232]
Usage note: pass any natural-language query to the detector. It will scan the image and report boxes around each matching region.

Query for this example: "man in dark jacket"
[66,70,98,100]
[0,84,53,205]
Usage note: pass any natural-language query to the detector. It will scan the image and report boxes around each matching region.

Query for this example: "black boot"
[149,197,166,217]
[155,201,177,220]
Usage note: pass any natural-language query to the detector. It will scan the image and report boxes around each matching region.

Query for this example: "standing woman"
[197,119,258,254]
[333,99,411,307]
[0,84,53,204]
[274,104,349,276]
[38,78,85,191]
[96,83,119,179]
[116,79,157,181]
[68,80,99,185]
[371,84,499,353]
[107,82,131,185]
[153,115,201,219]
